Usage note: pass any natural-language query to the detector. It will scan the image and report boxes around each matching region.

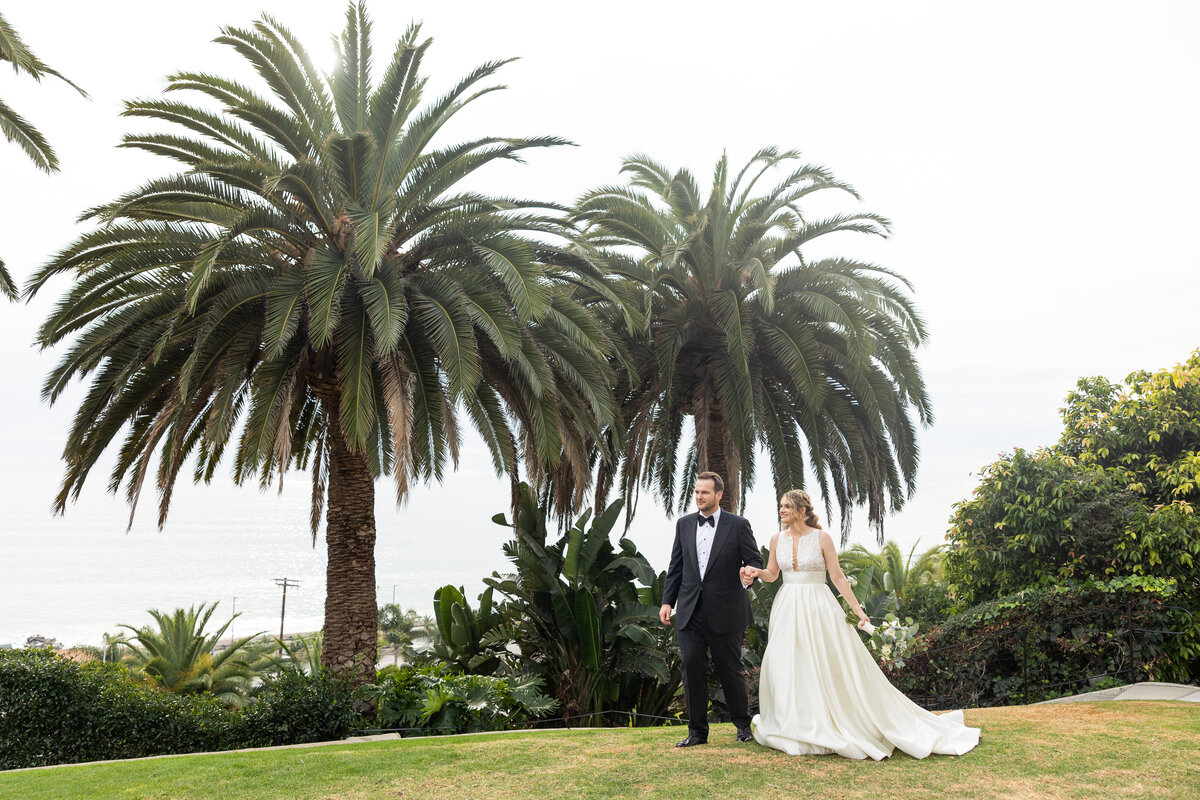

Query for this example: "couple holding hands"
[659,472,979,760]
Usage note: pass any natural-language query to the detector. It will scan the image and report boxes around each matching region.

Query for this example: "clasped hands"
[740,566,759,586]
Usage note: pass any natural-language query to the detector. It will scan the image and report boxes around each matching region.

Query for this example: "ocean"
[0,457,695,649]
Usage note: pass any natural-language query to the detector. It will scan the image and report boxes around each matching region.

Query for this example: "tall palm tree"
[576,149,931,538]
[0,11,86,298]
[118,603,273,706]
[28,5,616,682]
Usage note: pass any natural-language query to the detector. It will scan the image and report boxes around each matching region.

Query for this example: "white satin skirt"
[751,572,980,760]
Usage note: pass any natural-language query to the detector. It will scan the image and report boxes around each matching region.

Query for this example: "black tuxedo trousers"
[662,511,763,737]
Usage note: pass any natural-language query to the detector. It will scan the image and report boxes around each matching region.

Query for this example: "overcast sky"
[2,2,1198,641]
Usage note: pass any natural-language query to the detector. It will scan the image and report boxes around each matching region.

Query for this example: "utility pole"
[274,578,300,655]
[231,596,237,644]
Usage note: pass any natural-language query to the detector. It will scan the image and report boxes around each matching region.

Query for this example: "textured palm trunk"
[701,408,740,513]
[320,413,378,684]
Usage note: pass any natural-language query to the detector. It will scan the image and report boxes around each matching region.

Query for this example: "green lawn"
[4,702,1197,800]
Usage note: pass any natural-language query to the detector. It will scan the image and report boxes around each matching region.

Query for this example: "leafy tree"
[946,448,1144,607]
[28,5,616,683]
[947,352,1200,679]
[575,149,930,537]
[118,602,273,706]
[0,11,86,298]
[1060,351,1200,506]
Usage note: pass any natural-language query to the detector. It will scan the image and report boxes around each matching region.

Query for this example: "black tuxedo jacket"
[662,510,763,634]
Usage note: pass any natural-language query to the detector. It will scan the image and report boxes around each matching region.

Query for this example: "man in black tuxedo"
[659,471,763,747]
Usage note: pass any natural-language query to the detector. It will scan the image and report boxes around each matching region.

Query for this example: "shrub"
[243,670,364,746]
[0,649,238,769]
[372,663,556,734]
[886,577,1183,710]
[900,580,955,627]
[0,650,365,769]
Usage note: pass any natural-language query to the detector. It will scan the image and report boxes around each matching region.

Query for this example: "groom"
[660,471,762,747]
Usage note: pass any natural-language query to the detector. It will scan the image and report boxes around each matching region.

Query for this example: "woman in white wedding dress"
[743,490,980,760]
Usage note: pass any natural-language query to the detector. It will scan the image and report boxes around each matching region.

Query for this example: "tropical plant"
[269,630,325,676]
[0,11,86,298]
[27,4,618,683]
[745,545,780,666]
[575,149,930,537]
[839,540,943,611]
[486,483,672,722]
[374,663,556,734]
[431,585,515,675]
[117,602,272,706]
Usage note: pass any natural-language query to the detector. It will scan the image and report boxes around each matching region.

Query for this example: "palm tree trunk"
[702,407,740,513]
[321,413,378,684]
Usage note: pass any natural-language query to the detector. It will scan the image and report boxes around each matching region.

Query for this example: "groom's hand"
[659,604,672,626]
[740,566,756,587]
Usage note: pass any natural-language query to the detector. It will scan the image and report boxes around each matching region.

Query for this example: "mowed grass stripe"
[2,702,1197,800]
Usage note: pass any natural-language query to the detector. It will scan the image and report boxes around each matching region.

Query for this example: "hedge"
[886,576,1185,710]
[0,650,361,770]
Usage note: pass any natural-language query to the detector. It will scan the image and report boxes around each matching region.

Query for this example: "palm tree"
[27,5,616,683]
[575,149,931,538]
[100,631,128,663]
[0,11,86,298]
[377,603,417,666]
[839,540,944,610]
[118,602,273,706]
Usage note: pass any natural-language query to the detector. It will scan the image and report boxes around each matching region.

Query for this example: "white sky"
[2,1,1198,643]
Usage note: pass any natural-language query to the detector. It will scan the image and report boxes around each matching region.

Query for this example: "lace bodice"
[779,530,825,574]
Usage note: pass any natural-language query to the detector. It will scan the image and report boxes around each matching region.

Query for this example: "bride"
[742,489,980,760]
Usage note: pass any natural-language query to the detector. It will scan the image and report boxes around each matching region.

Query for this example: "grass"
[3,702,1198,799]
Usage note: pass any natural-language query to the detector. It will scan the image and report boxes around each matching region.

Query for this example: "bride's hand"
[857,617,876,635]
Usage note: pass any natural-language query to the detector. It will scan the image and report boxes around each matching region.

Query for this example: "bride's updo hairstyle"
[783,489,821,529]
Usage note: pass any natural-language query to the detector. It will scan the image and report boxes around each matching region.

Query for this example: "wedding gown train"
[751,531,980,760]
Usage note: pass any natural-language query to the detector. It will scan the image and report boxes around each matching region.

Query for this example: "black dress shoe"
[675,735,708,748]
[736,727,753,743]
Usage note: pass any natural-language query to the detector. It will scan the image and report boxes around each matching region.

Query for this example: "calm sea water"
[0,464,691,648]
[1,436,925,649]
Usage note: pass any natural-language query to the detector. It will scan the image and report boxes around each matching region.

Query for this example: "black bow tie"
[698,514,715,527]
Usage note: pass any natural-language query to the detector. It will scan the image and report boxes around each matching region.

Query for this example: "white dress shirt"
[696,507,721,577]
